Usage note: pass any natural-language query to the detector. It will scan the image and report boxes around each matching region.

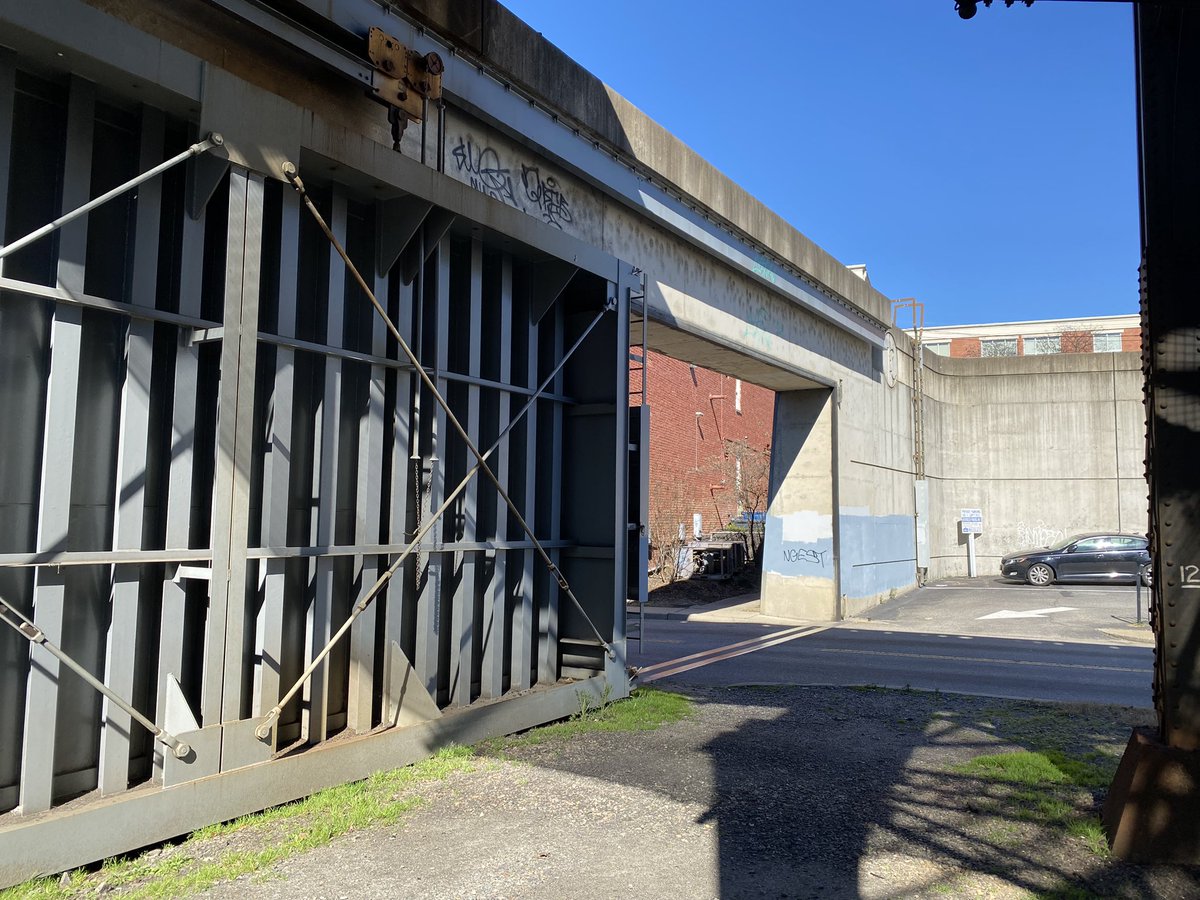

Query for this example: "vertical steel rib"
[282,165,613,655]
[98,105,165,797]
[19,75,93,816]
[256,167,615,736]
[256,287,612,737]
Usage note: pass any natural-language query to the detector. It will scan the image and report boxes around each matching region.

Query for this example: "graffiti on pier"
[782,547,828,567]
[450,138,517,207]
[521,165,573,228]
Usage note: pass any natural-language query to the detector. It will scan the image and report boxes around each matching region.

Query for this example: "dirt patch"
[646,568,761,607]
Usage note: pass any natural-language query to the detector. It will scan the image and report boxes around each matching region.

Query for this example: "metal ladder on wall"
[893,298,929,585]
[627,273,649,650]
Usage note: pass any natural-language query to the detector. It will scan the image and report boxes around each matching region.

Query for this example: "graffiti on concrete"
[782,547,828,567]
[450,138,517,207]
[1015,520,1065,549]
[449,136,573,231]
[521,165,573,228]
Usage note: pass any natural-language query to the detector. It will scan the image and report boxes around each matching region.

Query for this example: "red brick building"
[920,314,1140,358]
[638,350,775,559]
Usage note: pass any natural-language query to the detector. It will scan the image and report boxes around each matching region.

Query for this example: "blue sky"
[500,0,1138,327]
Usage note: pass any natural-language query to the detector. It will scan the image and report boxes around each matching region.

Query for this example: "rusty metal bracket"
[366,26,443,126]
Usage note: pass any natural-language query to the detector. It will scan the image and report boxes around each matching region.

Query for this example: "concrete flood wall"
[921,351,1147,579]
[758,338,1148,615]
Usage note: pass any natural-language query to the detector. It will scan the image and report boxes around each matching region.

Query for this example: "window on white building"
[981,338,1018,357]
[1093,331,1122,353]
[924,342,950,356]
[1024,335,1061,355]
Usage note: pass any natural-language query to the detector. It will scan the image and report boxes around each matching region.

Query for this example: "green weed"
[0,746,478,900]
[494,686,692,750]
[952,747,1114,858]
[1067,818,1110,858]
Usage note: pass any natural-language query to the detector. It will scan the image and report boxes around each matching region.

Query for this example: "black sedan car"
[1000,533,1152,586]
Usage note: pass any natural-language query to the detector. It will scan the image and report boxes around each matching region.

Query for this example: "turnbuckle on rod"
[0,593,192,760]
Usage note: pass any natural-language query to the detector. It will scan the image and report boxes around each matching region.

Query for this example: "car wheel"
[1027,563,1054,586]
[1141,565,1153,588]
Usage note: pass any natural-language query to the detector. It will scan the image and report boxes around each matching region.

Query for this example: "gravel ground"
[197,685,1200,900]
[646,571,760,607]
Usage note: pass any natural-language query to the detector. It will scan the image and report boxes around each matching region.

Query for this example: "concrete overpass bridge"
[0,0,1144,882]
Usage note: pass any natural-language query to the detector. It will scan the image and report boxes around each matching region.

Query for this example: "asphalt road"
[632,619,1153,707]
[856,577,1150,644]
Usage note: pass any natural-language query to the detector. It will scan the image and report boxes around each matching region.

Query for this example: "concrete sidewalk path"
[641,592,819,627]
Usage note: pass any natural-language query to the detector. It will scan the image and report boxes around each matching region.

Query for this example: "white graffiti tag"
[1015,520,1065,549]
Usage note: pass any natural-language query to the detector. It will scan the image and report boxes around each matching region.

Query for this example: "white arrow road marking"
[977,607,1077,620]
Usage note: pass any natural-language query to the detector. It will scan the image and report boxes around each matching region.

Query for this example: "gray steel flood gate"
[0,61,637,882]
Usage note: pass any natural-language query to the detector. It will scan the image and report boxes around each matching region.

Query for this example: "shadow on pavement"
[501,684,1194,898]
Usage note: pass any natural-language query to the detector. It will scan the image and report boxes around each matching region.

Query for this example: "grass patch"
[0,746,478,900]
[978,703,1138,763]
[954,749,1111,790]
[490,686,692,750]
[983,822,1024,847]
[947,703,1139,863]
[952,745,1116,857]
[1067,818,1111,859]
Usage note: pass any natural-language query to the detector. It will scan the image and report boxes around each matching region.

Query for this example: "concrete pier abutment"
[761,388,838,620]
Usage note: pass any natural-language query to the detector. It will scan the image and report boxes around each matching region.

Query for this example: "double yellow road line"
[635,623,831,684]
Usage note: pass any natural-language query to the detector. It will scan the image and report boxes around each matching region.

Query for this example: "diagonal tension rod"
[0,593,192,759]
[255,297,612,739]
[256,163,617,739]
[0,133,223,260]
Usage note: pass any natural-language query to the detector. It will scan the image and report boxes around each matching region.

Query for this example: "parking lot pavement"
[851,577,1152,646]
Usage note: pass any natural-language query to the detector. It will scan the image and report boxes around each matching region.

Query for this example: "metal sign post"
[961,508,983,577]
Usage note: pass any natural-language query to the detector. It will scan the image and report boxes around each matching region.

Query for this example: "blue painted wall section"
[763,513,836,581]
[838,511,916,599]
[764,510,916,599]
